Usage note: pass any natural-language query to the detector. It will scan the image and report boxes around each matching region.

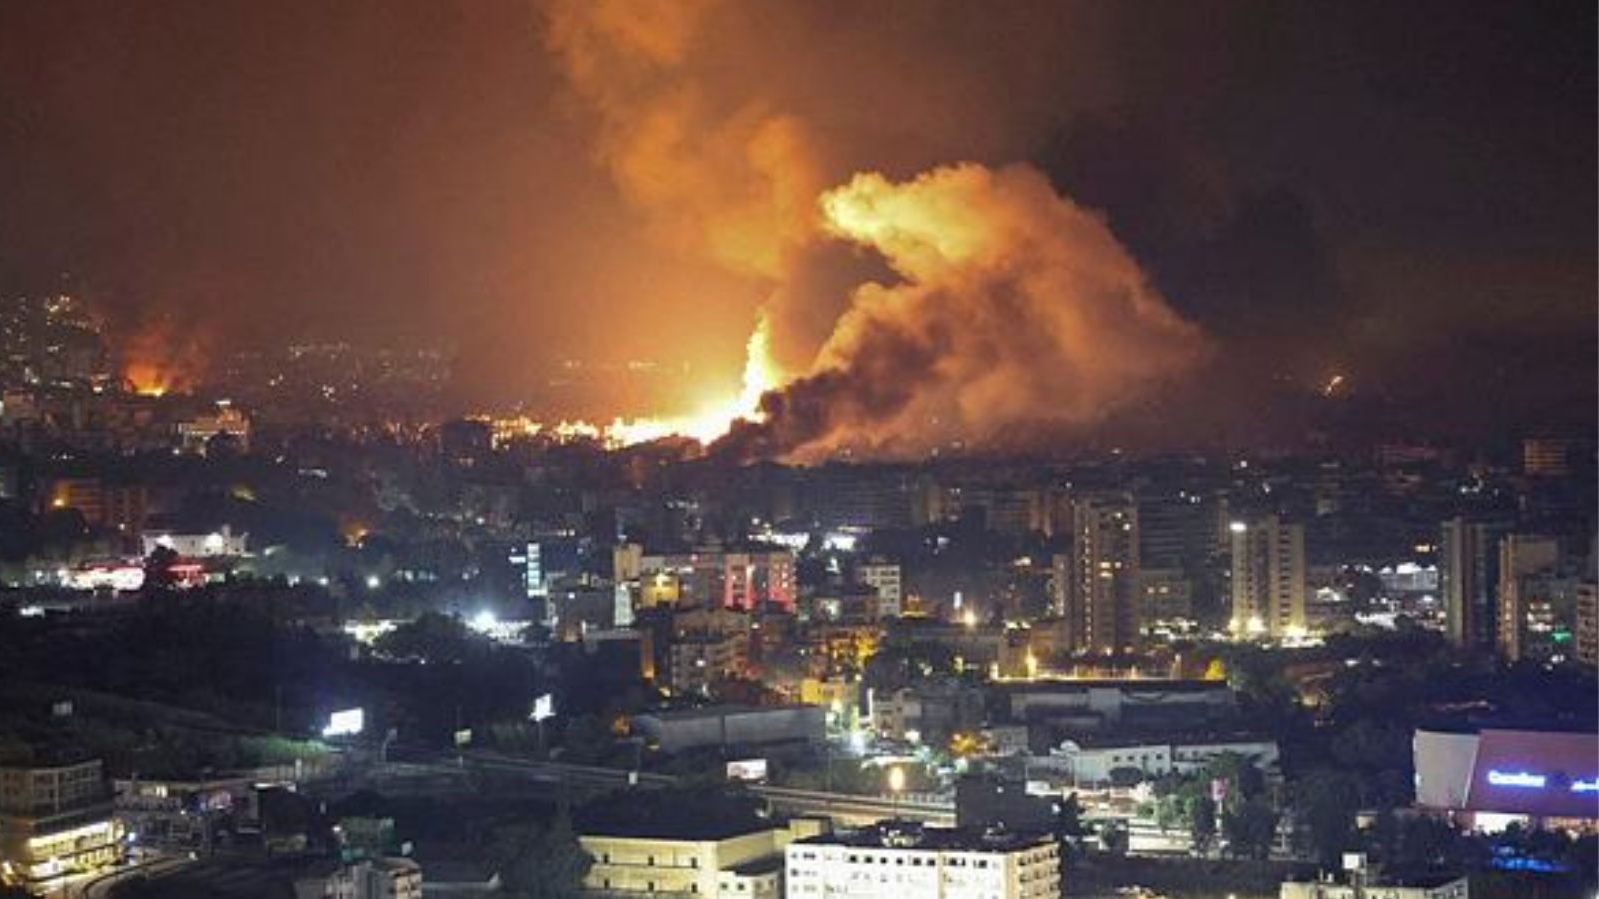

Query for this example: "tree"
[373,612,472,664]
[1295,768,1362,866]
[491,813,593,899]
[1222,798,1279,860]
[1188,795,1218,856]
[1108,766,1146,788]
[1054,792,1085,840]
[143,544,182,593]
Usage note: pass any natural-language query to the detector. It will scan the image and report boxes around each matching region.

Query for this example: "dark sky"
[0,0,1592,434]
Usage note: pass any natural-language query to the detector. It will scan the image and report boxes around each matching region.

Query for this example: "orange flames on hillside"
[121,319,207,398]
[488,313,782,448]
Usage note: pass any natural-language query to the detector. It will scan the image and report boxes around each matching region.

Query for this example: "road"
[68,853,193,899]
[377,747,957,824]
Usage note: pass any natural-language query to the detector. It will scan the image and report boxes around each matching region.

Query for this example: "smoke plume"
[542,0,822,280]
[543,1,1208,460]
[719,164,1207,459]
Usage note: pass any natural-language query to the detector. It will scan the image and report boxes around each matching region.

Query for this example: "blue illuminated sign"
[1487,770,1546,788]
[1486,769,1599,793]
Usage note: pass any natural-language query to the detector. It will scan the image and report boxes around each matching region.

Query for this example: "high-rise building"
[1438,517,1504,649]
[1521,437,1575,478]
[1496,534,1562,663]
[855,559,903,619]
[1065,494,1141,654]
[1576,581,1598,669]
[1229,515,1306,639]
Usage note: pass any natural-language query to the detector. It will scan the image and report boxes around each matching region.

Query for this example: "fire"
[605,313,780,445]
[121,317,207,398]
[125,362,175,397]
[486,316,781,449]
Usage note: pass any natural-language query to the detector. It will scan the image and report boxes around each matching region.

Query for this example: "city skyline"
[0,0,1592,448]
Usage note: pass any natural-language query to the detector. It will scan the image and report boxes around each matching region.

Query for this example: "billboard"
[1416,728,1598,820]
[322,708,365,738]
[726,759,769,783]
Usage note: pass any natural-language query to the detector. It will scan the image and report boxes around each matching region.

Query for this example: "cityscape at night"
[0,2,1593,898]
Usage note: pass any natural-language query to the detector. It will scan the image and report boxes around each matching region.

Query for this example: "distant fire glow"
[125,362,175,397]
[122,318,207,398]
[489,314,782,448]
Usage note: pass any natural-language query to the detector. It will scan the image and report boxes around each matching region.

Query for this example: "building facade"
[0,759,123,891]
[1576,581,1598,669]
[1064,495,1141,654]
[1229,515,1306,639]
[581,820,823,899]
[855,560,903,619]
[1495,534,1561,662]
[786,824,1059,899]
[1438,517,1502,649]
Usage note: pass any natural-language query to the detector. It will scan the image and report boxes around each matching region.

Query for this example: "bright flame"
[604,313,780,445]
[125,362,173,397]
[481,316,781,449]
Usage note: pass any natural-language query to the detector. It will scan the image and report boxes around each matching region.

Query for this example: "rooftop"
[795,822,1054,854]
[639,703,819,722]
[727,855,785,877]
[580,819,777,842]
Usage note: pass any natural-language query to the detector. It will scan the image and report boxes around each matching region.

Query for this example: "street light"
[887,766,906,819]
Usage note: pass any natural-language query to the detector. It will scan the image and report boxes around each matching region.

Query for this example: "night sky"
[0,0,1592,438]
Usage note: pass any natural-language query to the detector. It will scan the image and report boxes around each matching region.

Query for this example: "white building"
[1281,856,1467,899]
[176,403,251,454]
[785,823,1059,899]
[140,524,248,558]
[856,561,903,619]
[316,858,422,899]
[1051,735,1280,785]
[1281,874,1467,899]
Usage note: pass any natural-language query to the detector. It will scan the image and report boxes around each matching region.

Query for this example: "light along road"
[70,853,193,899]
[379,748,956,825]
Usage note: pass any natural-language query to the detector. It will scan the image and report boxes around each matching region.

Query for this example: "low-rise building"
[580,818,825,899]
[1414,727,1598,832]
[632,705,824,754]
[0,758,123,891]
[1281,855,1467,899]
[1049,734,1280,785]
[309,857,422,899]
[785,823,1059,899]
[140,524,248,558]
[1000,679,1237,731]
[870,681,986,745]
[114,774,259,849]
[666,632,751,696]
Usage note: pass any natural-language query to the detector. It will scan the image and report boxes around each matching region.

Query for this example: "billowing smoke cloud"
[543,1,1208,461]
[543,0,822,280]
[719,164,1208,459]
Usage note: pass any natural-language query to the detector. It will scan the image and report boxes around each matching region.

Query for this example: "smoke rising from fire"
[542,1,1208,460]
[543,0,823,281]
[123,317,210,397]
[721,164,1208,459]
